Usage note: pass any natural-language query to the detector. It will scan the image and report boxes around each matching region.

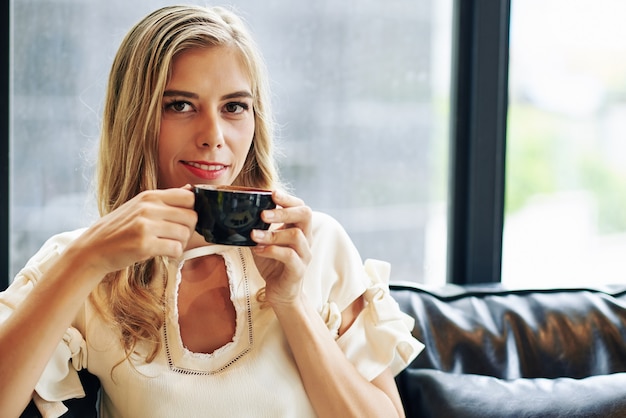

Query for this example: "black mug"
[193,185,276,246]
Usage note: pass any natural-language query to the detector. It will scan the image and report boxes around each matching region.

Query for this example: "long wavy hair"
[91,5,280,363]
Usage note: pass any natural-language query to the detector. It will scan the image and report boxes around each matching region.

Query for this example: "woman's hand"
[0,186,196,418]
[73,187,197,278]
[251,190,312,307]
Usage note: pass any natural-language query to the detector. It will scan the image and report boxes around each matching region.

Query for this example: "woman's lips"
[181,160,227,180]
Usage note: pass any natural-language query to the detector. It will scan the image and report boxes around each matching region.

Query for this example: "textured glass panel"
[10,0,452,284]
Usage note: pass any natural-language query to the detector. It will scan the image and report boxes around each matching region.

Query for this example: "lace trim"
[163,247,254,375]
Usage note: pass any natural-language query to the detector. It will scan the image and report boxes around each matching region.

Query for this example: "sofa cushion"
[399,368,626,418]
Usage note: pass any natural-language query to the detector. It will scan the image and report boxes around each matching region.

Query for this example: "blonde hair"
[92,5,280,363]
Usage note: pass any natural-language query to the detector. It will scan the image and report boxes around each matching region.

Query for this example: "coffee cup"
[193,185,276,246]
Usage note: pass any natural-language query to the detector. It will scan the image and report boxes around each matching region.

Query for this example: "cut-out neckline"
[163,246,255,375]
[177,253,236,354]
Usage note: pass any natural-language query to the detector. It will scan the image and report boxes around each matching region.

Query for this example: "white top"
[1,212,423,418]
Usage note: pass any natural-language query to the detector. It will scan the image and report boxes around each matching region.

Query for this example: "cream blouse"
[0,212,423,418]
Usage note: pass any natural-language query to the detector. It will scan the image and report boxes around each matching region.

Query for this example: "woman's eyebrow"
[221,91,253,100]
[163,90,199,99]
[162,90,253,100]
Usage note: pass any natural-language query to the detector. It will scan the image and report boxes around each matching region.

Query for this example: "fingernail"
[252,230,266,239]
[264,210,275,220]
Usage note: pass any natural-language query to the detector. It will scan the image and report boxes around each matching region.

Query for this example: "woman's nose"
[196,112,224,149]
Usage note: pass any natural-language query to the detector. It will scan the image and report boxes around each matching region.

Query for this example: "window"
[504,0,626,287]
[9,0,453,285]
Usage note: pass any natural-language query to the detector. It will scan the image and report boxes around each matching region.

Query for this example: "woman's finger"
[262,191,312,240]
[271,190,304,209]
[253,226,307,251]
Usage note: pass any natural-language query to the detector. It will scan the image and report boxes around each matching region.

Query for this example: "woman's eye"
[166,101,193,113]
[224,102,249,114]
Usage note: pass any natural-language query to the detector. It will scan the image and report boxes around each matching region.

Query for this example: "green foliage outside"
[578,152,626,233]
[506,103,626,233]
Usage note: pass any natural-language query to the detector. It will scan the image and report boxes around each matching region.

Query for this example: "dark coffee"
[193,185,276,246]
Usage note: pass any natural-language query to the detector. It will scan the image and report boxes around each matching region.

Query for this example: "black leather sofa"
[390,282,626,418]
[21,282,626,417]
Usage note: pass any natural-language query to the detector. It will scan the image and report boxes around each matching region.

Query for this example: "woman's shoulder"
[21,228,88,273]
[310,211,349,240]
[306,211,367,302]
[40,228,88,247]
[2,228,90,317]
[309,209,360,257]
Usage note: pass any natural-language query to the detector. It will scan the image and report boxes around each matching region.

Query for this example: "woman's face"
[158,46,255,189]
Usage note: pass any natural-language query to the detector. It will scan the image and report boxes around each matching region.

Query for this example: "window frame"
[0,0,511,290]
[1,1,9,291]
[447,0,510,284]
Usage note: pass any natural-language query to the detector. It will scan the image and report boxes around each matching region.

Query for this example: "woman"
[0,5,422,417]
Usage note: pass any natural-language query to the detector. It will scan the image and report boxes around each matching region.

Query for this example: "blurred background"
[504,0,626,287]
[10,0,452,284]
[8,0,626,287]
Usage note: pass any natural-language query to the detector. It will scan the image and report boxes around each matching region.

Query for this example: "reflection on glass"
[10,0,452,284]
[504,0,626,286]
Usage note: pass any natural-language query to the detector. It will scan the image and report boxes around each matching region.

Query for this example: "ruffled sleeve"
[0,229,89,418]
[33,326,87,416]
[335,259,424,381]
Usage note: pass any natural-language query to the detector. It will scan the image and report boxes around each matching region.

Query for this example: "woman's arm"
[272,295,405,418]
[0,188,196,417]
[0,243,107,417]
[252,191,404,418]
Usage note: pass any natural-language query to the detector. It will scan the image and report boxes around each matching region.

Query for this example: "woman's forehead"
[165,47,252,96]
